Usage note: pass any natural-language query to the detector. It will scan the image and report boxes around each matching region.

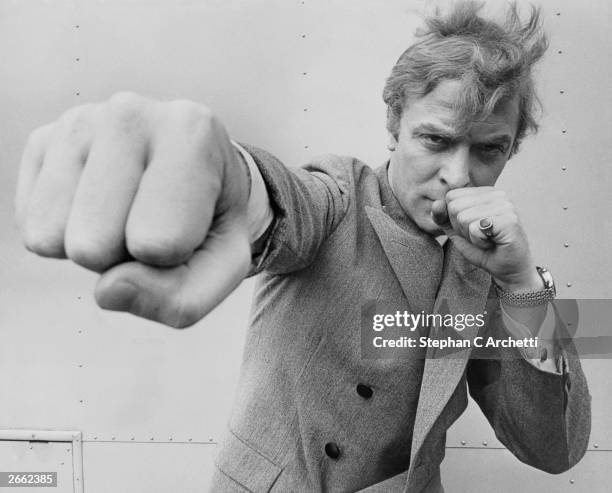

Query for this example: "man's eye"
[479,144,506,155]
[422,134,448,146]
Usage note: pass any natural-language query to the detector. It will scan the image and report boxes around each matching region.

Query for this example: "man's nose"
[438,146,471,190]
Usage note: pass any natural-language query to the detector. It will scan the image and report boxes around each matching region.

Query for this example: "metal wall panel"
[441,449,612,493]
[82,442,216,493]
[0,0,609,491]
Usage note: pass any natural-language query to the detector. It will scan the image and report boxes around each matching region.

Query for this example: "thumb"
[431,199,450,229]
[94,222,251,328]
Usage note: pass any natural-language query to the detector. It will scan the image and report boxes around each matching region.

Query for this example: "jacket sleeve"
[467,293,591,474]
[239,144,352,276]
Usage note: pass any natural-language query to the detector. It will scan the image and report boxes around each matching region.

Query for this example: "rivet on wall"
[75,22,81,97]
[301,21,309,153]
[482,441,488,446]
[460,440,466,445]
[564,243,569,248]
[567,282,572,287]
[561,166,567,171]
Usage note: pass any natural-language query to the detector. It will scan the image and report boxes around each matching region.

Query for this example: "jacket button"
[356,383,373,399]
[325,442,341,459]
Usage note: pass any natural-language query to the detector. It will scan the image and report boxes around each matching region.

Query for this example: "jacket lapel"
[365,205,443,315]
[406,240,491,488]
[364,163,445,315]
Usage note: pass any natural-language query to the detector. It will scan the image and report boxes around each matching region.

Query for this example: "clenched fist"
[431,187,543,292]
[15,92,252,327]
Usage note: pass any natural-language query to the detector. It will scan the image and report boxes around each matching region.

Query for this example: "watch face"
[537,267,555,293]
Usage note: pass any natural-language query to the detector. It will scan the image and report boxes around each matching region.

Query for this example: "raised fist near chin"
[15,92,252,328]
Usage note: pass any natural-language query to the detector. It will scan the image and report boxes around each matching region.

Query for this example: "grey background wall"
[0,0,610,492]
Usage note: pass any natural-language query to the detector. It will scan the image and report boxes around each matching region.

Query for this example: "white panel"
[81,442,216,493]
[0,270,251,441]
[441,449,612,493]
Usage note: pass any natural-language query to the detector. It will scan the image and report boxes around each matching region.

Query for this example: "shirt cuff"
[501,302,564,374]
[231,140,274,243]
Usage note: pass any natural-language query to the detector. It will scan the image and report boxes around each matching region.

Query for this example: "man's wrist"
[233,142,252,200]
[494,268,543,293]
[230,140,274,246]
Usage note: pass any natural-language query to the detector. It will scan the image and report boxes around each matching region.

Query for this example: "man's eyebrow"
[412,123,460,138]
[482,134,513,146]
[413,123,514,146]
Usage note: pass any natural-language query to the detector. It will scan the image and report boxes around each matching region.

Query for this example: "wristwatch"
[495,266,556,307]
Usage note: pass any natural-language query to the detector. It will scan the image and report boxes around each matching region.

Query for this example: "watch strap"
[495,266,556,307]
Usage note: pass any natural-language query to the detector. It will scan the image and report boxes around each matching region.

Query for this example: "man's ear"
[387,132,398,152]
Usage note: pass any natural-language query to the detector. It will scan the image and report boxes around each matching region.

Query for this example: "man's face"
[388,79,519,235]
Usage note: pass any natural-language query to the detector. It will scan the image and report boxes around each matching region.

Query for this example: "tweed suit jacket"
[209,146,591,493]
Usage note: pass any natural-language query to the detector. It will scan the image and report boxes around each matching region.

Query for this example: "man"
[15,1,590,492]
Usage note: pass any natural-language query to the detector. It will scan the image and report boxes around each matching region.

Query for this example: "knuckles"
[103,92,152,135]
[455,210,469,226]
[167,98,214,123]
[25,92,218,156]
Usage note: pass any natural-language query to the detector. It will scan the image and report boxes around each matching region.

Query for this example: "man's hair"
[382,1,548,154]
